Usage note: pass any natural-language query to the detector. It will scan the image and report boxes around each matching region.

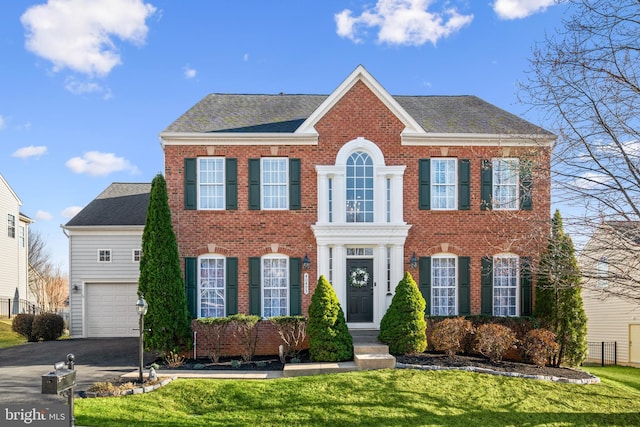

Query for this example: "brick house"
[160,66,554,354]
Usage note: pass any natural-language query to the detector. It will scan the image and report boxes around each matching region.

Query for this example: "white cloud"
[12,145,48,159]
[21,0,157,77]
[243,53,249,62]
[0,115,5,130]
[183,66,197,79]
[62,206,83,218]
[493,0,556,20]
[571,172,612,190]
[64,77,113,99]
[35,210,53,221]
[65,151,140,176]
[335,0,473,46]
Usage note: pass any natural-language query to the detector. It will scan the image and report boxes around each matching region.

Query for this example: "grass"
[0,318,26,349]
[75,366,640,427]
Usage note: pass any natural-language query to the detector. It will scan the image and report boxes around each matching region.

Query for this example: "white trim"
[430,158,458,211]
[160,132,318,147]
[402,133,556,147]
[97,249,112,263]
[431,254,458,316]
[492,254,520,317]
[261,254,289,318]
[132,249,142,263]
[198,255,226,318]
[197,157,226,210]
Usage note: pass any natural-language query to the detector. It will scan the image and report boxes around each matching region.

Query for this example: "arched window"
[346,151,374,223]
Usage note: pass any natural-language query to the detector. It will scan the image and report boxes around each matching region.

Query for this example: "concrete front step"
[283,361,359,377]
[354,353,396,370]
[353,343,390,354]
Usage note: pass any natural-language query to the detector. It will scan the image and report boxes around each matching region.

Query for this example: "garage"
[86,283,139,337]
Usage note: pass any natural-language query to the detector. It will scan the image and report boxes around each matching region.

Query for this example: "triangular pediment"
[296,65,425,135]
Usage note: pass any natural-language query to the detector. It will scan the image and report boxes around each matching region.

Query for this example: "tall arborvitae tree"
[535,210,587,367]
[138,174,191,353]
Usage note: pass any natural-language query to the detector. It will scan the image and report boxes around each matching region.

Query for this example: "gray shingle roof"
[607,221,640,245]
[162,93,553,136]
[65,183,151,227]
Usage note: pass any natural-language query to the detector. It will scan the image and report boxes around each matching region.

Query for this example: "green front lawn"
[76,366,640,427]
[0,318,26,348]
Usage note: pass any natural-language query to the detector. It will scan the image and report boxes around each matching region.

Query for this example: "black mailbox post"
[42,354,76,427]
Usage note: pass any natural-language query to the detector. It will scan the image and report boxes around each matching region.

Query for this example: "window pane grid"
[200,257,225,318]
[346,152,374,222]
[431,159,456,209]
[262,159,288,210]
[431,257,457,315]
[493,159,519,210]
[263,258,288,317]
[493,256,518,316]
[199,158,224,209]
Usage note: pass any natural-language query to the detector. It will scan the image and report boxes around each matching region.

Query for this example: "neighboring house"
[580,221,640,365]
[0,173,34,316]
[63,183,150,338]
[159,65,555,349]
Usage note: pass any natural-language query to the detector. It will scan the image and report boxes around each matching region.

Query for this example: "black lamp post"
[135,297,148,383]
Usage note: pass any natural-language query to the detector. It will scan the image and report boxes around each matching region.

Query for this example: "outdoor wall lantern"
[303,253,311,270]
[410,252,418,269]
[136,296,148,383]
[72,284,80,293]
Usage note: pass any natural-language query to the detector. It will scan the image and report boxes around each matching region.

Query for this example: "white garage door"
[86,283,139,337]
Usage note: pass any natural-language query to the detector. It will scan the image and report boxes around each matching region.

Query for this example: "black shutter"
[184,158,197,210]
[520,257,533,316]
[481,257,493,315]
[226,257,238,315]
[458,159,471,210]
[481,159,492,211]
[520,161,533,211]
[289,258,302,315]
[225,158,238,210]
[249,257,261,316]
[419,257,431,315]
[419,159,431,210]
[458,257,471,315]
[289,159,301,210]
[185,257,198,318]
[248,159,260,210]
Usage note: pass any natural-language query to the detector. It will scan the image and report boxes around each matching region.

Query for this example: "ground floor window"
[263,256,288,317]
[199,256,225,318]
[493,255,519,316]
[431,256,457,315]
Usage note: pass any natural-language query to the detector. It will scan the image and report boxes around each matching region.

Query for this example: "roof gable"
[0,174,22,206]
[296,65,424,135]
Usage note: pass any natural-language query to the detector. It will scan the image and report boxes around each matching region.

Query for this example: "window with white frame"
[346,151,374,222]
[493,255,519,316]
[198,158,225,209]
[492,159,519,210]
[7,214,15,238]
[98,249,111,262]
[262,255,288,317]
[132,249,142,262]
[432,256,457,315]
[18,225,25,247]
[262,158,288,210]
[597,256,608,288]
[431,159,457,210]
[199,256,225,318]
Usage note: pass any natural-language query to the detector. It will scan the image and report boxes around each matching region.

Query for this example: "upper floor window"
[419,159,470,211]
[19,225,25,247]
[98,249,112,262]
[7,214,15,238]
[493,255,519,316]
[431,255,457,315]
[597,256,608,288]
[492,159,519,210]
[199,256,226,318]
[262,158,288,210]
[262,255,288,318]
[199,158,225,209]
[431,159,457,210]
[346,151,373,223]
[132,249,142,262]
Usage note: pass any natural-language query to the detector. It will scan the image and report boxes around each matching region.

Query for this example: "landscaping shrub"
[229,314,261,362]
[431,317,474,357]
[473,323,516,363]
[522,328,559,368]
[269,316,307,360]
[195,317,232,363]
[379,272,427,355]
[308,275,353,362]
[32,313,65,341]
[12,313,37,342]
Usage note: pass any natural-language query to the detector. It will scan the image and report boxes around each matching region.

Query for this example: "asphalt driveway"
[0,338,158,406]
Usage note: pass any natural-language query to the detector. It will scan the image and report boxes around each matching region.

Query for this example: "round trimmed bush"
[32,313,65,341]
[12,313,37,342]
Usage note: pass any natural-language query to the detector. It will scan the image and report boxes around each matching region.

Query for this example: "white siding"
[0,176,28,310]
[68,229,143,337]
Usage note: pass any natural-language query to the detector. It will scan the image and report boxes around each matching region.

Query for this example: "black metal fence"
[585,341,617,366]
[0,297,39,319]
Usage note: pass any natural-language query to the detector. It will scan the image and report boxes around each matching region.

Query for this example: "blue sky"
[0,0,565,270]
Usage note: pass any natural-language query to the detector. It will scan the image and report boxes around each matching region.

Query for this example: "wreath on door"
[349,268,370,288]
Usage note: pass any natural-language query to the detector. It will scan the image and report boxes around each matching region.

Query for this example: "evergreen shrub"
[12,313,36,342]
[32,313,65,341]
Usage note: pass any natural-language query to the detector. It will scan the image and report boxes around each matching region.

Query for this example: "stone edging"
[396,363,600,384]
[80,376,177,398]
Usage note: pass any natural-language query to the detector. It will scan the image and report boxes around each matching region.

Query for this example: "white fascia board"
[402,132,557,147]
[0,174,22,205]
[159,132,318,147]
[296,65,425,135]
[63,225,144,236]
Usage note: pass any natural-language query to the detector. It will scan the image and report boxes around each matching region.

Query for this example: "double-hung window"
[7,214,15,238]
[431,159,457,210]
[492,159,519,210]
[493,255,519,316]
[597,256,608,288]
[431,256,457,315]
[199,256,225,318]
[262,255,288,318]
[198,158,225,209]
[262,158,288,210]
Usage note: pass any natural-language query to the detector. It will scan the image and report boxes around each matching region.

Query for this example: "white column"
[316,171,328,224]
